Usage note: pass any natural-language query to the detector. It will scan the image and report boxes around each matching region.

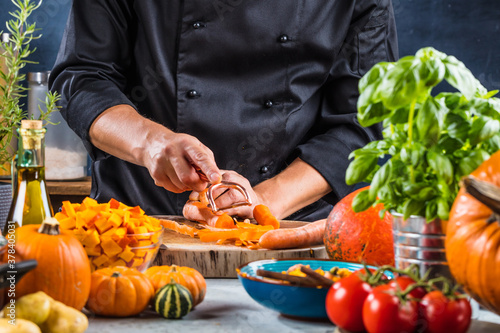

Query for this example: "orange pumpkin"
[446,150,500,315]
[144,265,206,306]
[11,218,91,310]
[86,266,154,317]
[323,187,395,266]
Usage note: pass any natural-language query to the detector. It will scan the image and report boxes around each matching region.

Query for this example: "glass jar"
[28,71,88,180]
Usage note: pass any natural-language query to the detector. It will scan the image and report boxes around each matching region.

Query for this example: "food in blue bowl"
[237,258,380,319]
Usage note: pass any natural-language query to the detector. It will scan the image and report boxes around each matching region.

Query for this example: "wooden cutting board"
[152,215,328,278]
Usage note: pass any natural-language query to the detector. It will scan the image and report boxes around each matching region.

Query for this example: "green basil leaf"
[443,55,487,99]
[425,200,438,221]
[379,60,420,110]
[437,135,463,154]
[427,150,453,184]
[352,189,375,213]
[437,198,450,221]
[484,134,500,152]
[369,160,391,201]
[387,107,410,125]
[469,116,500,146]
[358,102,391,127]
[402,199,425,220]
[457,149,490,176]
[417,57,446,88]
[345,154,379,185]
[416,97,443,147]
[445,113,469,141]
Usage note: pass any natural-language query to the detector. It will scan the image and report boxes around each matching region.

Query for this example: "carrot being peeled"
[258,219,326,250]
[253,204,280,229]
[214,213,236,229]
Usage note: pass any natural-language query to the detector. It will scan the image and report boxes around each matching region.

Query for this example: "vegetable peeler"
[196,168,252,213]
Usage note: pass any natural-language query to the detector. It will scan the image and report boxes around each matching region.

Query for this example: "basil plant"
[346,47,500,221]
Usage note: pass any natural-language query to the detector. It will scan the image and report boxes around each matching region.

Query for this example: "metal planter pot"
[392,213,452,280]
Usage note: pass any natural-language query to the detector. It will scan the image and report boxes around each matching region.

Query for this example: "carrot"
[258,219,326,250]
[183,200,220,227]
[214,213,236,229]
[253,204,280,229]
[159,219,198,237]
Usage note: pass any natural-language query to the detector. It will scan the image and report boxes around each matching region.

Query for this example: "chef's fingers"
[183,200,221,227]
[185,144,222,185]
[189,191,201,201]
[149,161,189,193]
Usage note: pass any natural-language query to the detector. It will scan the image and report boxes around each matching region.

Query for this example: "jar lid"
[28,71,51,84]
[21,120,43,129]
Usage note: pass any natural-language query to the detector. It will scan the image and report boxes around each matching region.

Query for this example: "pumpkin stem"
[461,176,500,221]
[111,272,121,278]
[38,217,61,235]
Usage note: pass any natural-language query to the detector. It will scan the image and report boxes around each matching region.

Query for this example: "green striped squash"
[154,280,193,319]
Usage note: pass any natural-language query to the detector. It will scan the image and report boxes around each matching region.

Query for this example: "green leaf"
[443,55,487,99]
[437,198,450,221]
[358,102,391,127]
[369,160,391,201]
[437,135,463,154]
[416,97,444,147]
[427,149,453,184]
[402,199,425,220]
[445,113,469,141]
[457,150,490,177]
[425,200,438,221]
[345,154,379,185]
[352,189,376,213]
[379,59,421,110]
[469,116,500,146]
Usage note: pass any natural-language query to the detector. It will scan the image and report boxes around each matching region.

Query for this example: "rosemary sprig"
[0,0,60,167]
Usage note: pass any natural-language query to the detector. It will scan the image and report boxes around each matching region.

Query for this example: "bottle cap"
[21,120,43,129]
[27,71,50,85]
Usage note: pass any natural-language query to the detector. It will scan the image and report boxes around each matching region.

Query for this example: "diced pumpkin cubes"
[101,238,124,258]
[118,246,135,262]
[54,197,163,272]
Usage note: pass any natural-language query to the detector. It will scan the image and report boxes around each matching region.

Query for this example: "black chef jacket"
[50,0,398,221]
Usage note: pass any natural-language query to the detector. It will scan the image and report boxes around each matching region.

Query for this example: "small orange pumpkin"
[323,187,395,266]
[446,150,500,315]
[11,217,91,310]
[144,265,206,306]
[86,266,154,317]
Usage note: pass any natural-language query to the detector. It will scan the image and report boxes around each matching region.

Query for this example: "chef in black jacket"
[50,0,398,222]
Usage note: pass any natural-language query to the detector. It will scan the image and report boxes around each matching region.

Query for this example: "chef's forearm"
[89,104,167,167]
[254,158,332,220]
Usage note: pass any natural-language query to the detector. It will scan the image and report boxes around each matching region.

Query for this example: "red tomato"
[420,290,472,333]
[388,276,427,299]
[362,284,419,333]
[325,274,373,332]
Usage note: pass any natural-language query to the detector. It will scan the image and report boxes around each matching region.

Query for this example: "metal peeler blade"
[195,166,252,213]
[205,181,252,213]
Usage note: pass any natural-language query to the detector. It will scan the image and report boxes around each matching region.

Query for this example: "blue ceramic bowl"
[237,258,379,319]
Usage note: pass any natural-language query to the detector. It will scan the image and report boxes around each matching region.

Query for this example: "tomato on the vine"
[420,290,472,333]
[389,275,427,299]
[362,284,419,333]
[325,273,373,332]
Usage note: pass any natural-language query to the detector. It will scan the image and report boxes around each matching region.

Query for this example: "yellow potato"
[1,291,51,325]
[0,318,41,333]
[38,299,88,333]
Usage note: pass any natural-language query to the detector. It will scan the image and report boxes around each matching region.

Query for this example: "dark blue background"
[1,0,500,95]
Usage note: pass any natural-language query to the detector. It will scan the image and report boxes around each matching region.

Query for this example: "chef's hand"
[89,104,222,194]
[189,170,262,219]
[143,132,222,193]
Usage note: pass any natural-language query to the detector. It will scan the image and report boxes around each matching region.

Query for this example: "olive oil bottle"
[3,120,53,234]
